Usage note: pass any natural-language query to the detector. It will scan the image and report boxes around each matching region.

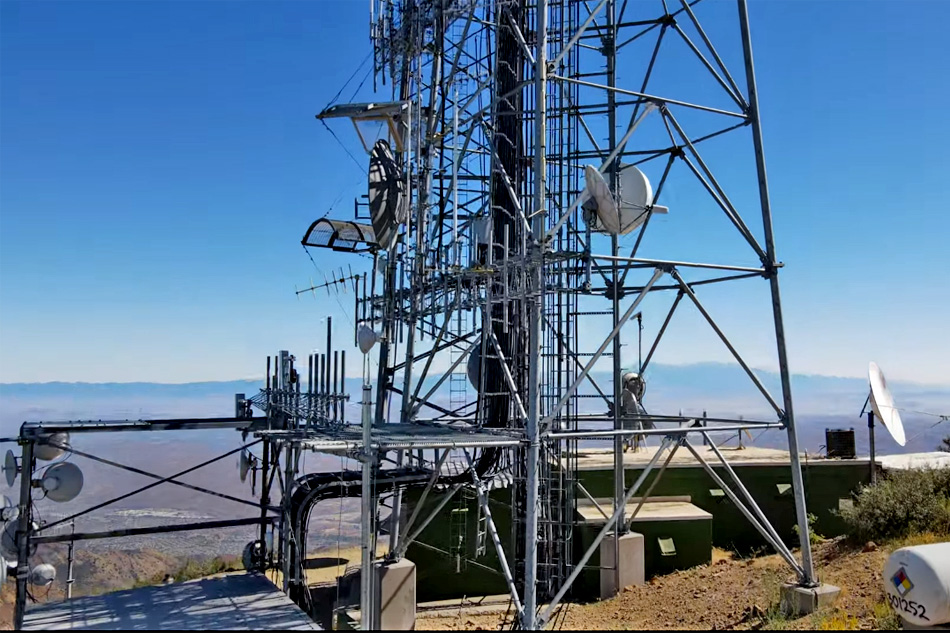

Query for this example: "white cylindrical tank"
[884,543,950,626]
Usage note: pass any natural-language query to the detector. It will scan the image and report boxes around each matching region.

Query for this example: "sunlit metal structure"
[7,1,822,630]
[295,0,820,628]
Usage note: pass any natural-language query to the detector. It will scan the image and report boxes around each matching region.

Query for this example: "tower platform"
[22,572,320,631]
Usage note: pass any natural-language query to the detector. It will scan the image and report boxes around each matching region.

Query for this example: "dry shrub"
[839,468,950,542]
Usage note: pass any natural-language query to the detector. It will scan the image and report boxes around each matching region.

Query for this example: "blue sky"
[1,0,948,385]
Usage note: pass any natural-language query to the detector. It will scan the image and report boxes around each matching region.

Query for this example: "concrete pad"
[377,558,416,630]
[780,582,841,616]
[600,532,645,599]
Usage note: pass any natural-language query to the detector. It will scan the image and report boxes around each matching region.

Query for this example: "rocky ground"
[415,536,937,631]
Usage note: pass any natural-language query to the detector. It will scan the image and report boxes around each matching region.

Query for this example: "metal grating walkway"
[22,572,321,631]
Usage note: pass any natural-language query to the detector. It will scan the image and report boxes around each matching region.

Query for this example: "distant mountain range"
[1,362,947,455]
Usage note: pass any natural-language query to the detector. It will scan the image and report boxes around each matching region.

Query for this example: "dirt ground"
[415,536,936,631]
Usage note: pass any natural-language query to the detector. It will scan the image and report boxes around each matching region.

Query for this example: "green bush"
[793,513,825,546]
[839,468,950,542]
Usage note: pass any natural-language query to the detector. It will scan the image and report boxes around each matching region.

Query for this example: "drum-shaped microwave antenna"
[357,323,379,354]
[869,362,906,447]
[34,432,70,461]
[29,563,56,587]
[40,462,84,503]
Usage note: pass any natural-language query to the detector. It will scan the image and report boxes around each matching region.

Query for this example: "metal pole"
[522,0,547,627]
[259,439,271,570]
[333,351,340,422]
[868,411,877,485]
[282,439,294,592]
[341,350,347,424]
[360,383,375,630]
[14,440,34,630]
[66,521,75,600]
[737,0,816,586]
[606,0,624,596]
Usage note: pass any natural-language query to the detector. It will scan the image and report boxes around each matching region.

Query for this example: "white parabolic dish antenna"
[583,165,620,234]
[3,451,17,488]
[29,563,56,587]
[618,164,667,234]
[357,323,379,354]
[869,362,906,447]
[34,432,70,462]
[41,462,84,503]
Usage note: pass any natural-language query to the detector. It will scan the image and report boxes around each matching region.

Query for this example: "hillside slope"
[417,537,926,630]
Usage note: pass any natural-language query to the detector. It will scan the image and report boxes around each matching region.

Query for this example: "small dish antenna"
[582,164,669,236]
[1,521,38,559]
[0,496,18,523]
[29,563,56,587]
[869,362,906,446]
[357,323,379,354]
[617,164,668,234]
[34,432,70,462]
[242,540,265,571]
[40,463,84,503]
[239,450,251,483]
[582,166,620,234]
[3,451,19,488]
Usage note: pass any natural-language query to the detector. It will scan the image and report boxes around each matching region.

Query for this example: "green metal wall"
[576,460,870,553]
[402,460,870,601]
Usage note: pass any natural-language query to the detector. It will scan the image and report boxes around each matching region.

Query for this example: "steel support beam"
[737,0,816,585]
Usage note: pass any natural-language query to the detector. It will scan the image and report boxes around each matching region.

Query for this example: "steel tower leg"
[13,441,34,631]
[522,0,547,628]
[605,0,625,598]
[736,0,816,586]
[360,384,376,629]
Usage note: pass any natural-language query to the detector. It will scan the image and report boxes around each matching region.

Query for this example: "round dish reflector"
[357,323,379,354]
[34,432,70,461]
[869,362,906,447]
[29,563,56,587]
[41,462,84,503]
[3,451,17,488]
[583,165,620,234]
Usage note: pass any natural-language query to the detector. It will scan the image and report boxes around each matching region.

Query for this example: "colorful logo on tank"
[892,567,914,597]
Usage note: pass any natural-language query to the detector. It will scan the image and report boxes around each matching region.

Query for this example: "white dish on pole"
[869,361,906,447]
[618,164,667,234]
[583,165,620,234]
